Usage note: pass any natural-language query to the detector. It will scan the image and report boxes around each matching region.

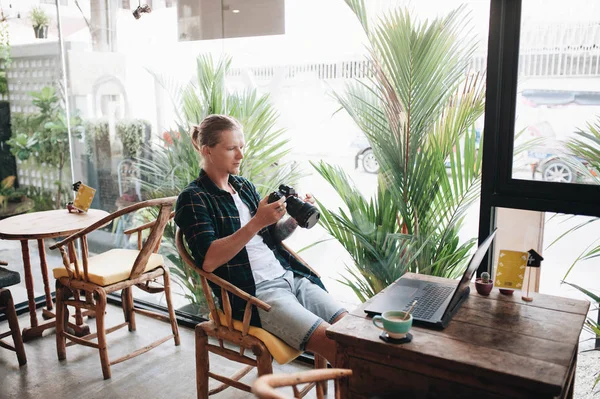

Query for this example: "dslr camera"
[267,185,320,229]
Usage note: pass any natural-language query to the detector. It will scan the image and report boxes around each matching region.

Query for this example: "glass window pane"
[512,1,600,185]
[1,3,72,308]
[0,0,490,316]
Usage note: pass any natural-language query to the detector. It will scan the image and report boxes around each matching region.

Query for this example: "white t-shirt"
[231,192,286,284]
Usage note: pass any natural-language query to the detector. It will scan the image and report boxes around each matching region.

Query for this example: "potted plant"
[475,272,494,296]
[30,7,49,39]
[312,2,486,302]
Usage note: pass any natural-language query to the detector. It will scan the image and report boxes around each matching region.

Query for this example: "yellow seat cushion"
[53,249,165,286]
[211,311,302,365]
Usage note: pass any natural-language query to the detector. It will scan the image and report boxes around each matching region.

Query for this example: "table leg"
[19,239,90,341]
[37,239,53,312]
[335,343,350,398]
[565,349,578,399]
[67,243,84,324]
[20,240,38,329]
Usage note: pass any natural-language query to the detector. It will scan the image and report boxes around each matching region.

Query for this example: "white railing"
[231,23,600,81]
[519,23,600,77]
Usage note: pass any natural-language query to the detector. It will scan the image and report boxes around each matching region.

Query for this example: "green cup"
[372,310,413,339]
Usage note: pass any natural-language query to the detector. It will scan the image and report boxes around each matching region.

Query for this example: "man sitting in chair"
[175,114,347,365]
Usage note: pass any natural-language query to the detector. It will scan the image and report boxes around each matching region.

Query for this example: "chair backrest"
[252,369,353,399]
[175,227,271,336]
[51,197,177,283]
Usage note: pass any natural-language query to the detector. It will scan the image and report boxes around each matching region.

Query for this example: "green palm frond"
[316,3,485,300]
[566,116,600,183]
[555,116,600,281]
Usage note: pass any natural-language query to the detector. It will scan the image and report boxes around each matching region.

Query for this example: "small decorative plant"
[30,7,50,39]
[481,272,490,284]
[475,271,494,296]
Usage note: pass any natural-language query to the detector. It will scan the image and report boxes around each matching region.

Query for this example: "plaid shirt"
[175,169,324,327]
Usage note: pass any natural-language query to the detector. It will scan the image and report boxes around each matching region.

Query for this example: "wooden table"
[0,209,110,341]
[327,273,590,399]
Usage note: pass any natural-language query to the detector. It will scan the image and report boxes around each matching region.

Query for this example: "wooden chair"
[0,261,27,366]
[175,228,329,399]
[252,369,353,399]
[49,197,180,380]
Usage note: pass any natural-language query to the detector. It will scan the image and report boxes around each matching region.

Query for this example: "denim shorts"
[255,270,346,351]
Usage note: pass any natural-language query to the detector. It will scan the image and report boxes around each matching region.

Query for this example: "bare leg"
[305,311,348,366]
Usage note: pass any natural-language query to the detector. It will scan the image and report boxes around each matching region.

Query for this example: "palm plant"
[561,281,600,391]
[143,54,300,197]
[566,117,600,185]
[551,117,600,392]
[314,1,486,300]
[139,54,300,312]
[550,117,600,280]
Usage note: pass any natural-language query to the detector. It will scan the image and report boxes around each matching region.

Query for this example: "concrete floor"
[0,306,321,399]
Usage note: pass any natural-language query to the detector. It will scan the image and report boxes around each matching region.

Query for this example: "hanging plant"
[116,119,149,159]
[83,119,109,156]
[29,7,50,39]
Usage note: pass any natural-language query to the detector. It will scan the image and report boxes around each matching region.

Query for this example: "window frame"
[478,0,600,275]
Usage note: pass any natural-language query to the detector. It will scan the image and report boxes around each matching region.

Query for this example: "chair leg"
[121,287,136,332]
[196,327,209,399]
[94,290,111,380]
[255,344,273,376]
[1,289,26,366]
[55,285,68,361]
[314,354,328,397]
[163,271,180,346]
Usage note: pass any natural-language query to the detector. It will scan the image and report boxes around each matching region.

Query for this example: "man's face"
[206,129,245,175]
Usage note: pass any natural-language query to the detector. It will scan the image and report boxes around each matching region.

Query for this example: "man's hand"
[303,193,315,205]
[253,196,287,229]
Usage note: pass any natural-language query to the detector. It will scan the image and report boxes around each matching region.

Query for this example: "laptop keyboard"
[404,284,454,320]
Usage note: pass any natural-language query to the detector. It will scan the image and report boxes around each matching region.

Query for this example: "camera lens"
[286,197,320,229]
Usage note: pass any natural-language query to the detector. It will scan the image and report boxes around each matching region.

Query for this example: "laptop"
[364,230,497,329]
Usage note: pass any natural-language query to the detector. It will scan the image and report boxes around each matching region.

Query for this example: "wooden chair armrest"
[252,369,353,398]
[175,228,271,312]
[204,271,271,312]
[281,242,321,278]
[124,211,175,235]
[50,197,177,250]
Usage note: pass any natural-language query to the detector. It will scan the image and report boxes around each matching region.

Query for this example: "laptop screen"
[441,230,497,317]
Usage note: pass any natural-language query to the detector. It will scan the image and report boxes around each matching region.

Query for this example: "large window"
[6,0,597,328]
[480,0,600,225]
[0,2,72,305]
[0,0,493,315]
[512,2,600,186]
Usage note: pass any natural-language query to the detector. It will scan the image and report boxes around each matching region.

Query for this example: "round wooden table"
[0,209,110,340]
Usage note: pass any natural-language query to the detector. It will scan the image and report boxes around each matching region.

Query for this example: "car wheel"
[362,149,379,174]
[542,160,574,183]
